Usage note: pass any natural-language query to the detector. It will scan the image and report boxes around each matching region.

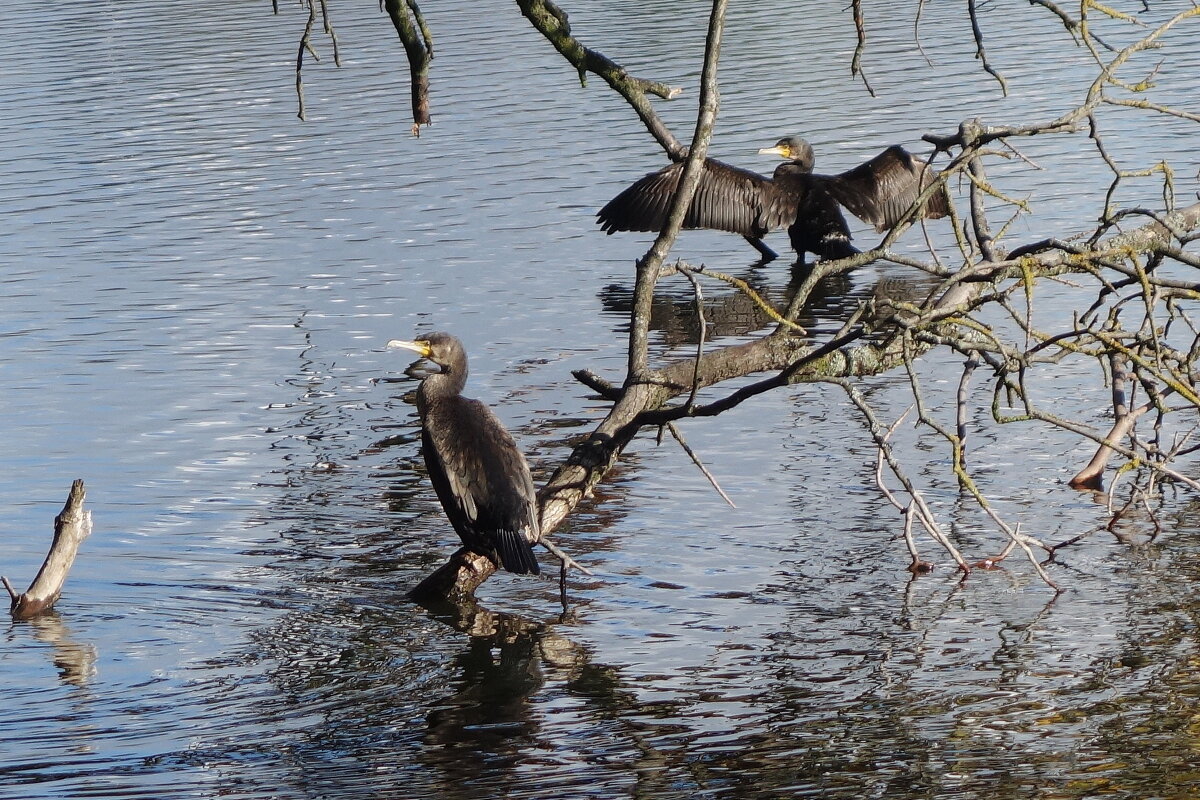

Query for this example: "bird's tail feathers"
[495,529,541,576]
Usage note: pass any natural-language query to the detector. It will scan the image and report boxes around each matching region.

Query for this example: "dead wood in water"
[4,480,93,620]
[408,549,497,605]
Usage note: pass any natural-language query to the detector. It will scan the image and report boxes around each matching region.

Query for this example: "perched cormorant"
[388,332,541,575]
[596,135,949,261]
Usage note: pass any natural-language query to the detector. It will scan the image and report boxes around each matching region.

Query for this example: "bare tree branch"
[383,0,433,134]
[515,0,684,157]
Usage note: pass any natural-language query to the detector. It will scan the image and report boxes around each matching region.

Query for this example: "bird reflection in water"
[596,259,955,349]
[419,598,586,788]
[597,135,949,263]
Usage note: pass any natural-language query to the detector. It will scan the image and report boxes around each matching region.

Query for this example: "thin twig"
[667,422,736,508]
[849,0,876,96]
[844,389,971,573]
[295,1,317,121]
[540,537,593,576]
[967,0,1009,95]
[681,266,707,410]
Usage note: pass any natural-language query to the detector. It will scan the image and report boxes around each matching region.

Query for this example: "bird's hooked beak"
[387,338,432,357]
[388,338,441,379]
[758,143,791,159]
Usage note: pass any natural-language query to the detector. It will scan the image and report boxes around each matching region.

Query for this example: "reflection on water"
[24,613,99,689]
[4,0,1200,797]
[598,263,950,349]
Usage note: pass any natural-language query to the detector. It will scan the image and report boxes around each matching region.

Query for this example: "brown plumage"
[388,332,541,575]
[596,136,949,261]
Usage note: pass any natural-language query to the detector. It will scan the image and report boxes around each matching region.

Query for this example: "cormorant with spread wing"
[596,135,949,261]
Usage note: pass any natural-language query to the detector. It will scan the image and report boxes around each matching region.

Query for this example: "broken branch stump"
[4,479,92,620]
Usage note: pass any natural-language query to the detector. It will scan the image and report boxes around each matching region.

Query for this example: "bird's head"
[758,136,814,172]
[387,331,466,374]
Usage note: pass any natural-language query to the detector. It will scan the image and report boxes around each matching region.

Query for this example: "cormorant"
[388,332,541,575]
[596,135,949,261]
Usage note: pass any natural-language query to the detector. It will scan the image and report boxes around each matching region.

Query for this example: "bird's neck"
[419,368,467,403]
[774,162,811,179]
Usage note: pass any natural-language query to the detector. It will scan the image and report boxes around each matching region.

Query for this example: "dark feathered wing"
[821,146,950,232]
[421,396,540,575]
[597,159,793,239]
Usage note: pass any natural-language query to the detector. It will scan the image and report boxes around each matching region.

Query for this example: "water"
[3,0,1200,797]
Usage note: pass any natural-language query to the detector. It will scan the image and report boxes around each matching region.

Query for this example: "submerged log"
[4,480,92,620]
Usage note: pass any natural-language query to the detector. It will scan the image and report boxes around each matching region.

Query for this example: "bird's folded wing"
[425,398,537,538]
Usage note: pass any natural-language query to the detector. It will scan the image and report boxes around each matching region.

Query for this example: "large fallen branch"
[407,1,1200,601]
[412,193,1200,601]
[539,201,1200,528]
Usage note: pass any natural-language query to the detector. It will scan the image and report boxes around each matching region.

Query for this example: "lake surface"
[4,1,1200,798]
